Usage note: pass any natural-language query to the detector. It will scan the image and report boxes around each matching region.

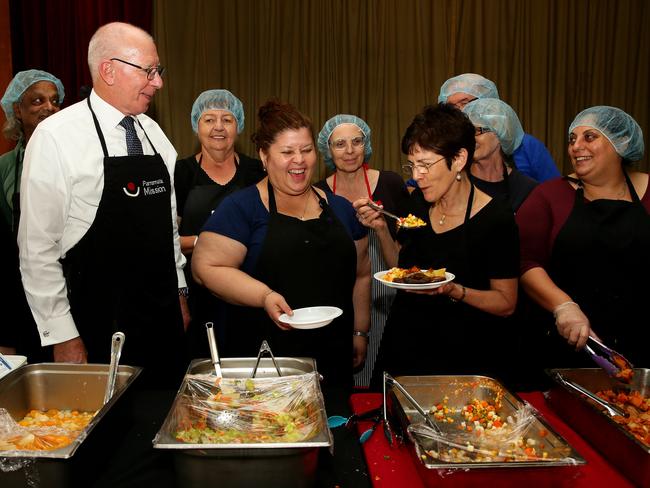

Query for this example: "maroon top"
[516,177,650,274]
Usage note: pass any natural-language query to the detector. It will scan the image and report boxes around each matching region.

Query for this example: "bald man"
[18,22,188,386]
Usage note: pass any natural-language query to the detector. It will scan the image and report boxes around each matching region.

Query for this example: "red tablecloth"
[349,392,635,488]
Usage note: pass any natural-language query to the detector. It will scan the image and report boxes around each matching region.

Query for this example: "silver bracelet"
[353,330,369,339]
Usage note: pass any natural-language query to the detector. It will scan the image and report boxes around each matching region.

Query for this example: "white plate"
[0,355,27,380]
[374,270,455,290]
[279,306,343,329]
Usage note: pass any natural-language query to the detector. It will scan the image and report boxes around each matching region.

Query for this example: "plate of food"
[279,306,343,329]
[374,267,454,290]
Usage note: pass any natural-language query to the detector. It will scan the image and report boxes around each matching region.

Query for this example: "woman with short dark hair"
[355,103,519,383]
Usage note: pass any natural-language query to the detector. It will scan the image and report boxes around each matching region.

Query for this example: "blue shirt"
[202,185,366,273]
[512,133,560,182]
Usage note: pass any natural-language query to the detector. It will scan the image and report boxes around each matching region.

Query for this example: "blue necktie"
[119,116,144,155]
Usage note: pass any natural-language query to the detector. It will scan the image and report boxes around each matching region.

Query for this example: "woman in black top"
[355,104,520,386]
[174,89,265,356]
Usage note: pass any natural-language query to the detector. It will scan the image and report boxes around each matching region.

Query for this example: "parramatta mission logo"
[122,179,167,198]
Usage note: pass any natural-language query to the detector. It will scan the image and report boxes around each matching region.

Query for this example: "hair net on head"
[568,106,644,162]
[1,69,65,118]
[438,73,499,104]
[463,98,524,156]
[317,114,373,170]
[190,89,245,134]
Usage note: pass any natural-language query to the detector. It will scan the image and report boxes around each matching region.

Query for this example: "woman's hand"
[262,290,293,330]
[353,198,388,231]
[553,301,591,349]
[353,335,368,368]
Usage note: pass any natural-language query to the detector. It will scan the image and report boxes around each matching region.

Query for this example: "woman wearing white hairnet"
[463,98,537,211]
[517,106,649,373]
[0,69,64,358]
[315,114,409,387]
[438,73,560,183]
[174,89,265,357]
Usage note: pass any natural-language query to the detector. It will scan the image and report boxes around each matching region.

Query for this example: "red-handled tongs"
[584,336,634,383]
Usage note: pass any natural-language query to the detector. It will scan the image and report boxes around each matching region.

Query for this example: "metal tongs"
[552,371,627,417]
[103,332,125,405]
[383,373,442,449]
[250,340,283,379]
[584,336,634,383]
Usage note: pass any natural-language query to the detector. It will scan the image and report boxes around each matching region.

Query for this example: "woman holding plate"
[354,103,519,384]
[192,100,370,390]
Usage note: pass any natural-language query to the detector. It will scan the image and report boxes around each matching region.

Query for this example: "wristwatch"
[353,330,369,339]
[178,287,189,298]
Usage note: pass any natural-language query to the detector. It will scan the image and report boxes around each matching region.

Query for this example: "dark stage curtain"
[8,0,152,107]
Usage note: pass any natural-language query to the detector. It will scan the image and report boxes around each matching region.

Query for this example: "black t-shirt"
[174,152,265,217]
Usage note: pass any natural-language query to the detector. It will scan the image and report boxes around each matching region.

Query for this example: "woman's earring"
[456,172,462,181]
[263,166,267,172]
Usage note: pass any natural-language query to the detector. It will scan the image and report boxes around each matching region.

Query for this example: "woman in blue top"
[192,100,370,390]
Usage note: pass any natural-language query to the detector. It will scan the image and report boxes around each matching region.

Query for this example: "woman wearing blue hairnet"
[439,73,560,183]
[315,114,409,387]
[517,106,649,376]
[174,89,265,357]
[0,69,64,358]
[463,98,538,211]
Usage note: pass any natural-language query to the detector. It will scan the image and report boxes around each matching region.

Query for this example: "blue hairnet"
[463,98,524,156]
[568,106,644,162]
[1,69,65,118]
[438,73,499,104]
[317,114,372,170]
[190,89,245,134]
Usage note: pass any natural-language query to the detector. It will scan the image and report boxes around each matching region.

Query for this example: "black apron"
[62,99,185,387]
[224,180,357,389]
[547,172,650,367]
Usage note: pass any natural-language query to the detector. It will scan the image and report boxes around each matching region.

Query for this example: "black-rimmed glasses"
[110,58,165,80]
[475,126,492,136]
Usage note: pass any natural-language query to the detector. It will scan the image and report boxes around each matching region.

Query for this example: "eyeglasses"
[110,58,165,80]
[401,156,446,175]
[330,136,365,152]
[475,126,492,136]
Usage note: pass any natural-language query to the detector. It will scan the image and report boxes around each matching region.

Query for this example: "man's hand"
[53,337,87,363]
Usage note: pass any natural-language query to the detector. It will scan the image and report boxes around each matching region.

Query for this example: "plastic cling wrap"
[390,376,582,468]
[0,408,95,452]
[170,372,324,444]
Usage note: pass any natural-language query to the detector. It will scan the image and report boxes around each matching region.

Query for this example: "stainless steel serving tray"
[391,375,584,470]
[154,357,332,488]
[0,362,141,459]
[547,368,650,487]
[154,357,332,450]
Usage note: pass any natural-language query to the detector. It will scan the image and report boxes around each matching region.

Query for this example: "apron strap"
[267,179,321,216]
[87,98,109,158]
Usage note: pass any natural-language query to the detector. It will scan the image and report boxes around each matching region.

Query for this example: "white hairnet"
[463,98,524,156]
[569,106,644,162]
[438,73,499,104]
[317,114,372,170]
[190,89,245,134]
[1,69,65,118]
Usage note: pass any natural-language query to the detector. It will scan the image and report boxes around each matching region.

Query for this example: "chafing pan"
[0,363,141,488]
[154,357,332,488]
[547,367,650,487]
[392,375,585,470]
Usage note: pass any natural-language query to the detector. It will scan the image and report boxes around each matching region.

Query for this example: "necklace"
[300,190,312,220]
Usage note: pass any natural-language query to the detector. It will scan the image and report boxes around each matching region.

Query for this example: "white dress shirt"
[18,89,186,346]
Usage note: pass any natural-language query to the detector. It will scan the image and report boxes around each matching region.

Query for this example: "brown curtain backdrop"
[153,0,650,178]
